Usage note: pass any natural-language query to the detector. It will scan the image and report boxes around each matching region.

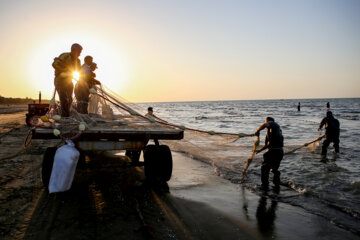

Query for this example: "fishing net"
[28,83,324,180]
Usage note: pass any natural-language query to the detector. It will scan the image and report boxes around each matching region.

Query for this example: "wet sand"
[0,109,358,239]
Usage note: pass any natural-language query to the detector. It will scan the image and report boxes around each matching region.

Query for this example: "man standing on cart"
[52,43,83,117]
[75,55,101,114]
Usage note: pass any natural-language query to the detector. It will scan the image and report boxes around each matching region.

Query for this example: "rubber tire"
[143,145,173,182]
[42,147,57,188]
[75,151,86,169]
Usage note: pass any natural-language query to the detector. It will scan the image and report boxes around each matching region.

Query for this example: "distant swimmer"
[254,117,284,191]
[326,102,330,109]
[52,43,83,117]
[297,102,301,111]
[318,111,340,156]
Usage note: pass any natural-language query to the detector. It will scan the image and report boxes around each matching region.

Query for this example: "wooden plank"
[32,128,184,140]
[78,141,145,151]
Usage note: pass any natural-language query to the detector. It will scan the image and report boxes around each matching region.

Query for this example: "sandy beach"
[0,108,359,240]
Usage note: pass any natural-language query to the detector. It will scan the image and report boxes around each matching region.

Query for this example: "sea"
[137,98,360,235]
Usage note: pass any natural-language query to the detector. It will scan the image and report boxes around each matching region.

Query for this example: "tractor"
[25,92,49,126]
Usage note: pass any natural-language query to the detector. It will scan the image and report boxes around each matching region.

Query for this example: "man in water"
[145,107,154,119]
[318,111,340,156]
[52,43,83,117]
[255,117,284,190]
[326,102,330,109]
[145,107,168,123]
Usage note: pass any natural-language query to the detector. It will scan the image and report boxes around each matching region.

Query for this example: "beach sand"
[0,108,358,239]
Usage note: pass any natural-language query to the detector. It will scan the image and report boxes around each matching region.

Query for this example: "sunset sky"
[0,0,359,102]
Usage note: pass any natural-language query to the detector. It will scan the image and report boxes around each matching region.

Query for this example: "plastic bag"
[49,140,80,193]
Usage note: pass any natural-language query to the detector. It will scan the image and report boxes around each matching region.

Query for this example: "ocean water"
[137,98,360,235]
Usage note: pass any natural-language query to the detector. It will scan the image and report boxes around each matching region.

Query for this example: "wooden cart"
[32,122,184,188]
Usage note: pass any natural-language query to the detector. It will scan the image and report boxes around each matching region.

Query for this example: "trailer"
[31,115,184,188]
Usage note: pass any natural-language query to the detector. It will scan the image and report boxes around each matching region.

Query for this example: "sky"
[0,0,359,102]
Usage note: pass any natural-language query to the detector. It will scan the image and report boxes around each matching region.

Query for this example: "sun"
[27,32,130,99]
[73,71,80,81]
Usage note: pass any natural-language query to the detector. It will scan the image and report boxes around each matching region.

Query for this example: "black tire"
[143,145,173,182]
[77,151,86,168]
[42,147,57,188]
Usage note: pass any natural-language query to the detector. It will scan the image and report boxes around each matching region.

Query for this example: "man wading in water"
[254,117,284,191]
[318,111,340,157]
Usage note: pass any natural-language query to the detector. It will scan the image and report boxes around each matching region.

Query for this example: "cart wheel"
[143,145,173,182]
[77,151,86,168]
[125,150,141,163]
[42,147,57,188]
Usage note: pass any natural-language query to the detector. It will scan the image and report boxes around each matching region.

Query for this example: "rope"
[239,134,325,182]
[24,127,35,147]
[285,135,325,155]
[241,136,260,181]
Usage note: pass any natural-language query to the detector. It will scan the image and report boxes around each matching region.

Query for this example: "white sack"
[49,140,80,193]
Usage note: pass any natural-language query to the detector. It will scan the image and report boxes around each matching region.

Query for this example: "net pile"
[29,85,179,141]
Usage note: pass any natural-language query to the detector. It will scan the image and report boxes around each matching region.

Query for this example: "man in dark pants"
[318,111,340,156]
[255,117,284,190]
[52,43,83,117]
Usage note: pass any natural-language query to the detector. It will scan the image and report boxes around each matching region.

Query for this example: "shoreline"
[0,111,359,239]
[168,152,359,240]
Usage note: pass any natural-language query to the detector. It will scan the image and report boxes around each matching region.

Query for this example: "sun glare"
[73,71,80,81]
[27,32,130,99]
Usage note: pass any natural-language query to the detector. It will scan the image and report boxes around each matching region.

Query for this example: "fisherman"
[75,56,101,114]
[145,107,154,118]
[254,117,284,190]
[145,107,167,123]
[52,43,83,117]
[297,102,301,111]
[318,111,340,156]
[326,102,330,109]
